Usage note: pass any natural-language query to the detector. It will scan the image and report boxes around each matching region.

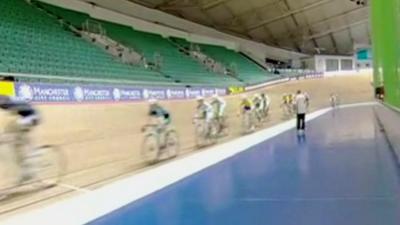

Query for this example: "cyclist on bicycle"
[210,94,226,120]
[260,93,271,116]
[330,93,337,108]
[239,94,255,131]
[147,99,171,132]
[210,94,227,133]
[195,96,213,122]
[281,93,290,114]
[253,94,264,122]
[195,96,214,135]
[240,94,253,113]
[0,95,40,183]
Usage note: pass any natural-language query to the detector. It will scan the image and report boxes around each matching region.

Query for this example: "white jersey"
[197,102,214,121]
[264,95,271,108]
[211,97,226,117]
[295,94,307,114]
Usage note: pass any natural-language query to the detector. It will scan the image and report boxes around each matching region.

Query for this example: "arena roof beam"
[275,6,367,43]
[247,0,335,31]
[304,19,369,41]
[220,0,283,23]
[281,0,302,52]
[329,33,339,54]
[201,0,233,10]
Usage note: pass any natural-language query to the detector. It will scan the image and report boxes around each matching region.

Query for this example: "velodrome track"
[0,74,373,217]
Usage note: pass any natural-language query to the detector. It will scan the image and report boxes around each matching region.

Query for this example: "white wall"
[314,55,355,72]
[38,0,307,63]
[311,55,361,76]
[301,57,315,70]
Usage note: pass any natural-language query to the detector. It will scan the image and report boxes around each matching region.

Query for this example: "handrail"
[0,72,228,88]
[0,72,181,87]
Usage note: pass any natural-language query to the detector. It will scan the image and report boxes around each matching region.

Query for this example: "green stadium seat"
[0,0,173,85]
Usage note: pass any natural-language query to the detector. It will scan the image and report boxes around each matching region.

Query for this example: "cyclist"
[195,96,214,135]
[330,93,337,108]
[210,94,226,120]
[210,94,226,133]
[147,99,171,132]
[240,94,253,113]
[0,95,40,184]
[239,94,255,131]
[260,93,271,116]
[304,92,310,110]
[253,94,264,123]
[281,93,291,115]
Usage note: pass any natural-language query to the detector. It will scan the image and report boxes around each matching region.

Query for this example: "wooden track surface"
[0,74,374,217]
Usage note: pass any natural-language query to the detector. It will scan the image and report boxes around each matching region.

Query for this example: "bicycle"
[212,115,229,137]
[330,95,340,108]
[193,117,218,148]
[280,102,292,118]
[141,124,180,164]
[0,132,64,200]
[241,110,256,134]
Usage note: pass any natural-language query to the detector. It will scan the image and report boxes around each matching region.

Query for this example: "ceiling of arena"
[127,0,370,55]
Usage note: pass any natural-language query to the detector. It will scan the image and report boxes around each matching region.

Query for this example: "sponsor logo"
[74,86,84,102]
[18,84,33,101]
[187,89,202,98]
[147,89,166,99]
[168,89,185,99]
[142,89,149,99]
[202,88,215,97]
[113,88,121,101]
[166,89,171,99]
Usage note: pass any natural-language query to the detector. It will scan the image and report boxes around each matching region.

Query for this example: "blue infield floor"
[89,105,400,225]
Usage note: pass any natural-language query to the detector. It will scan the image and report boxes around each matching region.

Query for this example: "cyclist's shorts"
[244,106,252,111]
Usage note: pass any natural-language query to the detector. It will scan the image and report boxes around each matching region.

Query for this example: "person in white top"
[295,90,308,132]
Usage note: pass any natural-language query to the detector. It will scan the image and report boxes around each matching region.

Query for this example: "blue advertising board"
[14,82,226,103]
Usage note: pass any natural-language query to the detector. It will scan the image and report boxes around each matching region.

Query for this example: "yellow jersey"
[241,99,253,109]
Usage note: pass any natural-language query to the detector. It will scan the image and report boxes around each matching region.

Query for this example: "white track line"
[1,102,377,225]
[57,183,91,194]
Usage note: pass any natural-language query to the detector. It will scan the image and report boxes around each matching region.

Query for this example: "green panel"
[371,0,400,107]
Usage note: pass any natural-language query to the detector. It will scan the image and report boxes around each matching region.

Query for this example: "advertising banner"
[112,87,142,101]
[15,83,74,102]
[13,82,227,103]
[201,88,216,97]
[186,88,203,99]
[166,88,186,100]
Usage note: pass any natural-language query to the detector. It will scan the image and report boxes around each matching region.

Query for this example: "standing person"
[295,90,307,134]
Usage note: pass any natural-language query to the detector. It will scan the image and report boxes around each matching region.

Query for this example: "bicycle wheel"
[141,133,160,164]
[165,130,180,158]
[0,146,19,197]
[208,120,219,144]
[33,145,64,188]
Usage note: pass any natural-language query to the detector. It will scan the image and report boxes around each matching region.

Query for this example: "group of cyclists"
[0,90,339,199]
[147,92,271,142]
